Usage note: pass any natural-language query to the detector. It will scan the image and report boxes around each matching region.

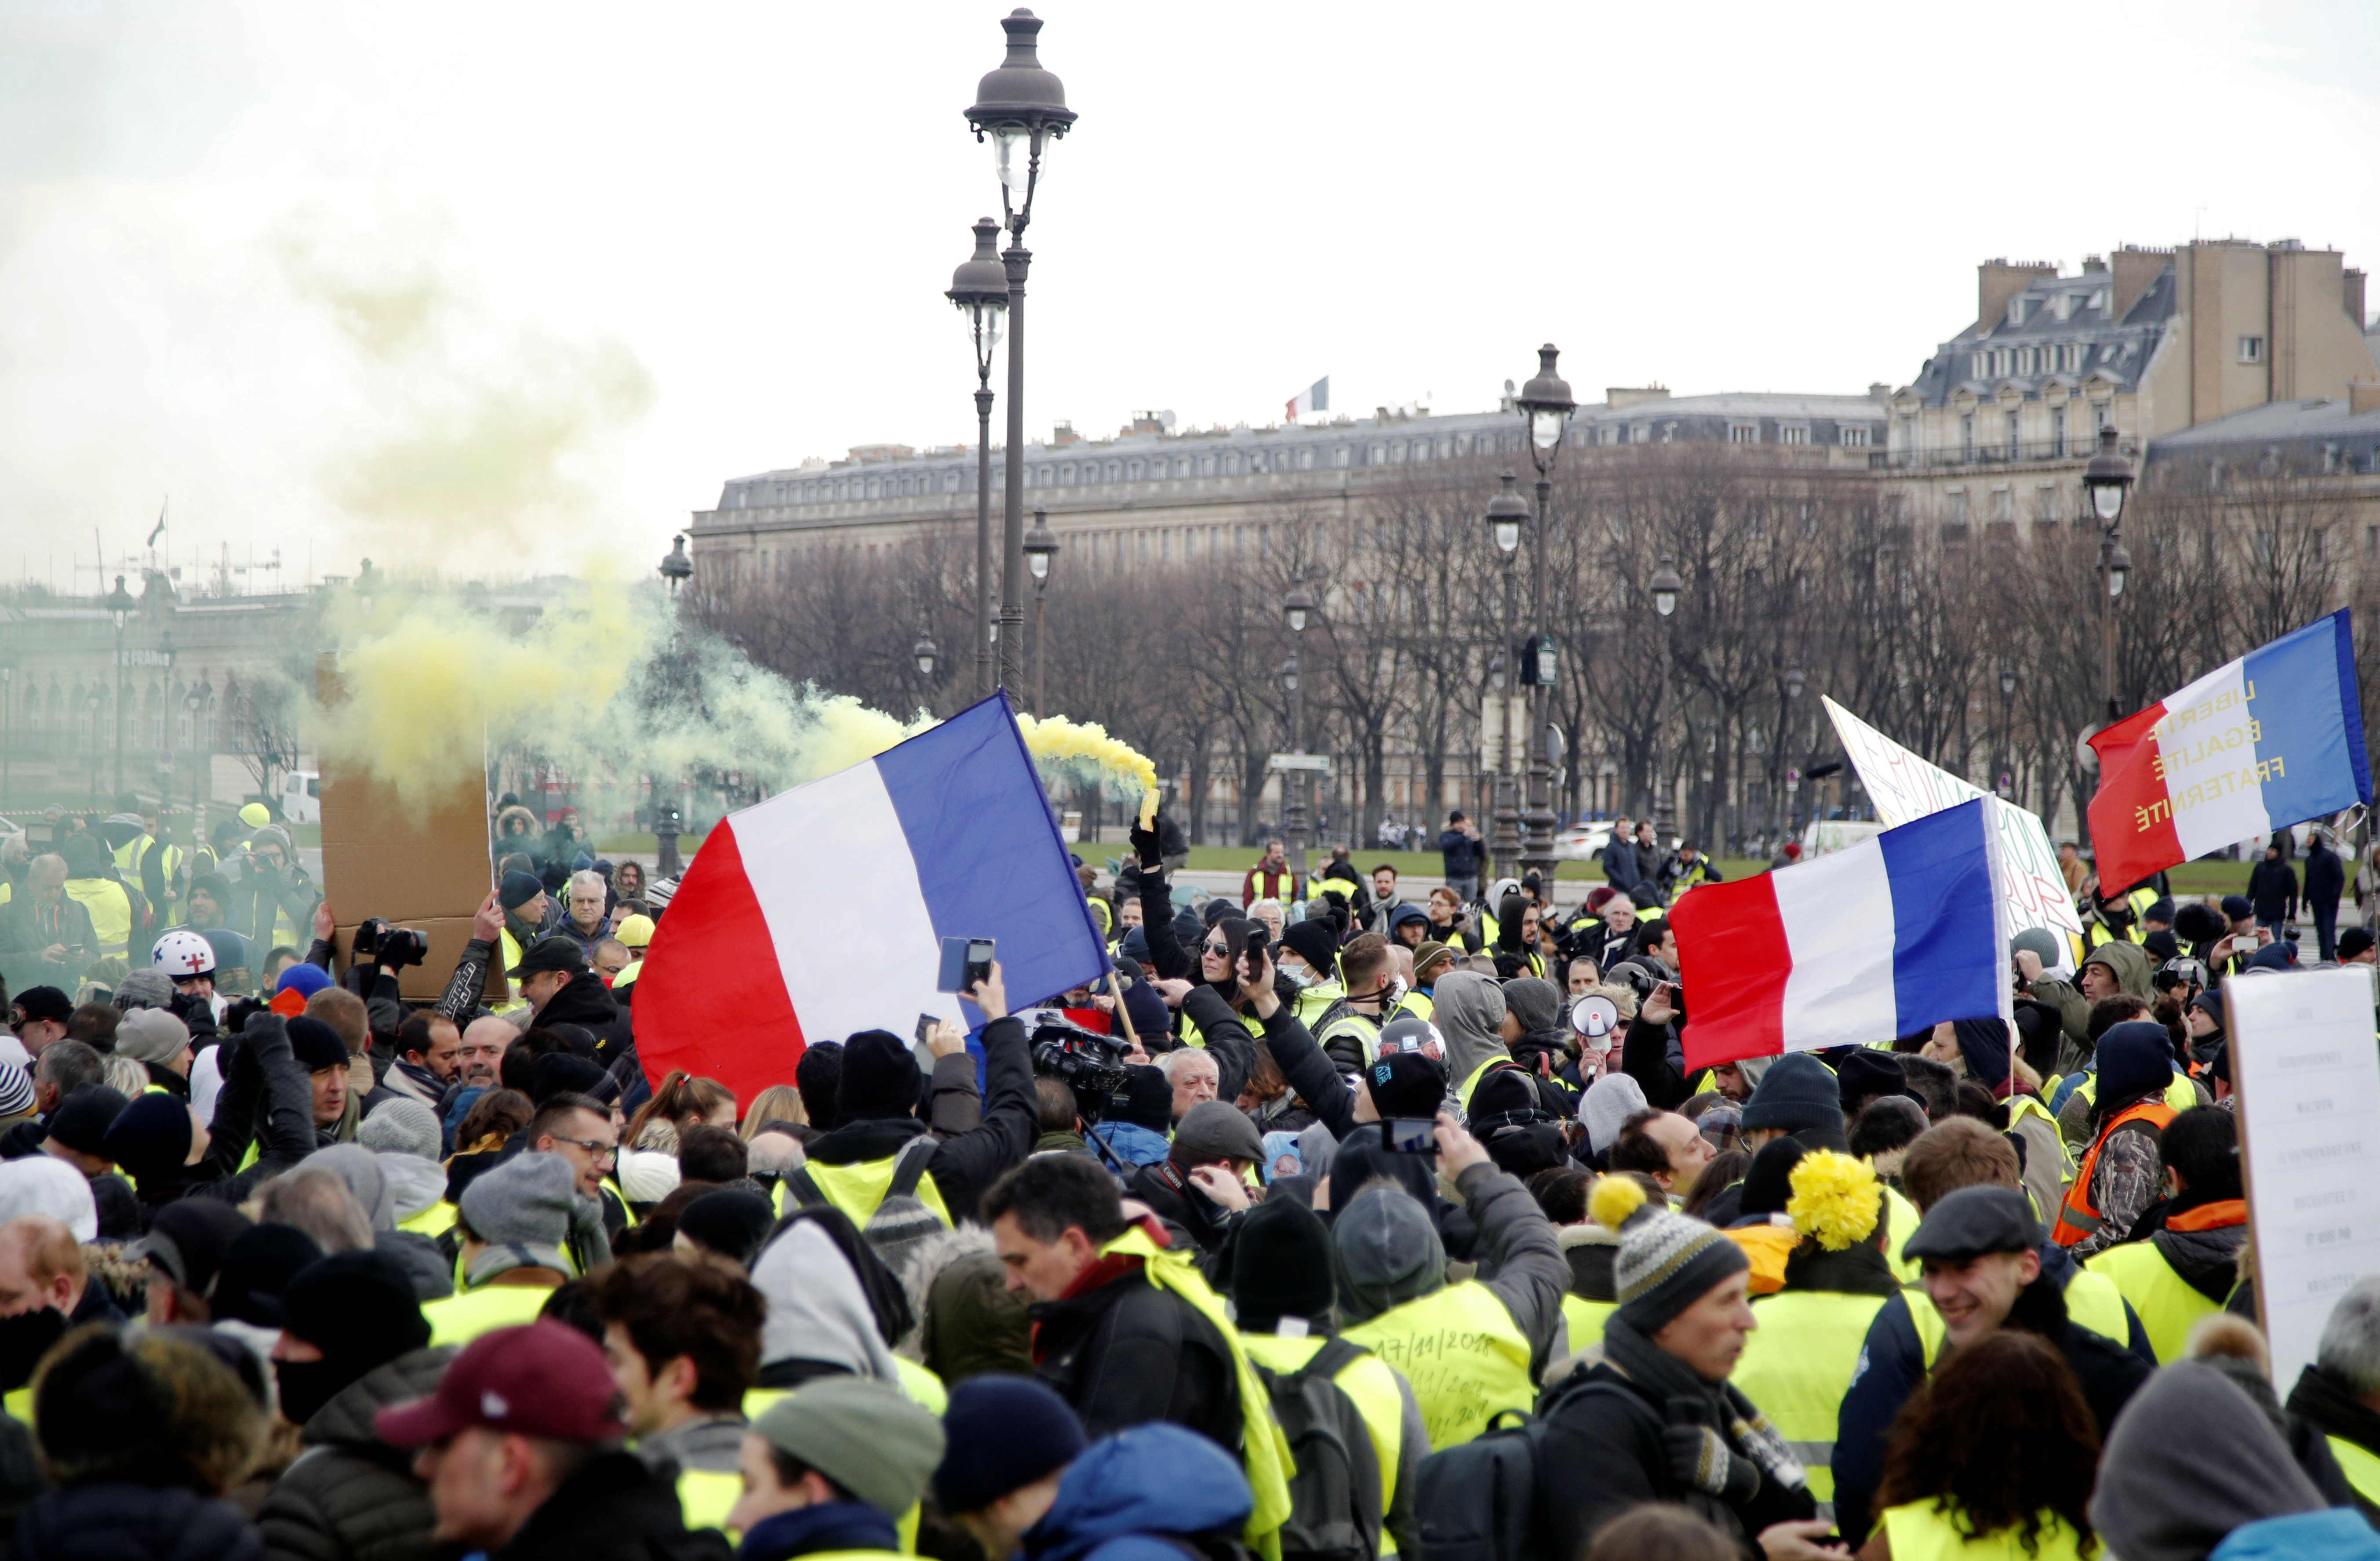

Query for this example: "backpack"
[782,1135,943,1271]
[1256,1337,1382,1561]
[1410,1374,1609,1561]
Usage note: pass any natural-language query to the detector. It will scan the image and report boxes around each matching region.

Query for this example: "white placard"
[1823,697,2085,943]
[2227,966,2380,1389]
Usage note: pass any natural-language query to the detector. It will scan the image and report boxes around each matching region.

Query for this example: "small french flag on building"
[1670,799,2010,1070]
[1287,376,1329,421]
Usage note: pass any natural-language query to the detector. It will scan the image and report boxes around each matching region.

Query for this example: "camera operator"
[225,822,319,950]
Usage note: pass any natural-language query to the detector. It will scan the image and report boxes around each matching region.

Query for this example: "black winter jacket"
[16,1483,262,1561]
[1028,1237,1242,1454]
[256,1346,454,1561]
[488,1451,729,1561]
[800,1016,1036,1225]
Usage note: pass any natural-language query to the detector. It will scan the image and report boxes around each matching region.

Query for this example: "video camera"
[353,917,431,970]
[1019,1007,1133,1125]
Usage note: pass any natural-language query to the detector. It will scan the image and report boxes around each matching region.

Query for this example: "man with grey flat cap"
[1830,1185,2152,1545]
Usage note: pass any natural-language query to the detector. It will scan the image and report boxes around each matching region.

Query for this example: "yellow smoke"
[1016,713,1160,828]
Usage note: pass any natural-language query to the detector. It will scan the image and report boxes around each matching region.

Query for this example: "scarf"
[739,1502,899,1561]
[1599,1312,1807,1524]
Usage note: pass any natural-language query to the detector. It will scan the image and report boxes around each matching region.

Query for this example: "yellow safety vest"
[1456,1057,1512,1114]
[614,957,644,987]
[775,1154,954,1232]
[1730,1290,1890,1518]
[1293,981,1345,1026]
[1101,1226,1295,1558]
[1402,990,1435,1022]
[1343,1280,1533,1450]
[424,1282,556,1346]
[1242,1332,1410,1520]
[1880,1502,2089,1561]
[1560,1295,1615,1355]
[3,1386,26,1424]
[677,1468,742,1534]
[2328,1435,2380,1507]
[399,1201,459,1239]
[2069,1070,2200,1118]
[2085,1239,2216,1363]
[1879,1183,1924,1284]
[65,878,133,954]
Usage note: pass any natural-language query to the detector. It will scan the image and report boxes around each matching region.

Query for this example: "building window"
[1898,415,1916,451]
[1372,443,1387,462]
[1960,413,1976,460]
[1298,449,1315,470]
[2035,483,2060,520]
[1841,426,1870,447]
[2365,525,2379,560]
[1224,453,1241,475]
[1106,461,1122,481]
[2003,411,2020,458]
[1332,446,1350,468]
[1948,489,1969,524]
[1992,486,2013,522]
[2007,297,2027,327]
[1127,459,1143,480]
[1598,425,1618,446]
[2239,336,2265,364]
[1729,423,1758,444]
[2050,405,2067,458]
[2091,400,2111,430]
[1970,353,1988,378]
[1779,425,1808,445]
[1633,425,1652,444]
[2324,443,2341,473]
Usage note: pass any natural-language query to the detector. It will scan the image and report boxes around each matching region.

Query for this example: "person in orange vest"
[2051,1022,2176,1259]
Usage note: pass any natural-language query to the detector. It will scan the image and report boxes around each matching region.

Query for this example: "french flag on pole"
[633,694,1109,1106]
[1670,799,2009,1070]
[2087,610,2370,894]
[1287,375,1329,421]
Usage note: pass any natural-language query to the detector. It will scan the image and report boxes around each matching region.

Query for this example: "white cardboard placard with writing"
[1823,697,2085,944]
[2227,966,2380,1388]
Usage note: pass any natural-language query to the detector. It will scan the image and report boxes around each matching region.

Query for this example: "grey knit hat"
[114,1008,191,1066]
[458,1150,574,1278]
[1593,1176,1749,1333]
[113,970,175,1012]
[359,1097,443,1162]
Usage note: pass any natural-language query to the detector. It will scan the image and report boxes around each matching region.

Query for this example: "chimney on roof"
[2082,255,2107,273]
[1606,386,1670,411]
[1052,421,1079,446]
[1867,383,1892,402]
[2346,268,2368,329]
[1977,258,2056,334]
[2111,248,2167,324]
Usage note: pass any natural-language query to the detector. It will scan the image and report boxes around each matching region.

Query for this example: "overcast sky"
[0,0,2375,589]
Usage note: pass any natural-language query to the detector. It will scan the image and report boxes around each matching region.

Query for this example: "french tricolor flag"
[1287,376,1329,421]
[2087,610,2370,894]
[633,695,1110,1106]
[1670,799,2009,1070]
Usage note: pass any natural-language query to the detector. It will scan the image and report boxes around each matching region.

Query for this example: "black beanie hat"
[102,1092,193,1184]
[796,1043,843,1132]
[838,1030,919,1119]
[500,870,545,911]
[286,1017,349,1073]
[2095,1020,2174,1111]
[208,1223,325,1328]
[1740,1053,1843,1135]
[528,1052,606,1105]
[47,1085,131,1158]
[1112,1066,1173,1134]
[1279,920,1338,975]
[1836,1050,1914,1111]
[675,1190,779,1268]
[1738,1136,1809,1219]
[1467,1066,1538,1122]
[273,1249,429,1357]
[1365,1051,1447,1120]
[1228,1197,1336,1332]
[933,1375,1087,1518]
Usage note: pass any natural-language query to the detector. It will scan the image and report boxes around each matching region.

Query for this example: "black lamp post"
[948,218,1008,699]
[965,7,1075,695]
[659,535,692,601]
[1024,510,1058,715]
[2082,425,2136,725]
[1512,346,1576,883]
[1997,661,2018,798]
[1282,578,1315,881]
[103,575,136,796]
[1485,469,1528,877]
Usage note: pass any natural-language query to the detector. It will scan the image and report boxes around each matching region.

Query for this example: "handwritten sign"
[2227,966,2380,1389]
[1823,698,2084,944]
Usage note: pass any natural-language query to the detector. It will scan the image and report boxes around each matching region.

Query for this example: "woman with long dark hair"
[1865,1330,2099,1559]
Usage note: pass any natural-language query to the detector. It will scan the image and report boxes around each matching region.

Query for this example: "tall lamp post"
[1282,579,1315,881]
[1513,346,1576,884]
[104,575,136,797]
[1996,661,2019,798]
[1648,554,1683,829]
[965,7,1075,694]
[1781,664,1805,844]
[185,677,213,848]
[948,218,1008,698]
[1023,510,1058,715]
[2082,426,2135,726]
[1485,470,1528,878]
[659,535,692,603]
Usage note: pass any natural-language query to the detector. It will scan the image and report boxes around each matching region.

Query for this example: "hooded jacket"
[1023,1423,1253,1561]
[531,972,633,1069]
[2093,1360,2329,1561]
[257,1345,455,1561]
[1333,1161,1568,1376]
[751,1216,904,1386]
[16,1483,263,1561]
[1431,972,1511,1101]
[900,1224,1031,1383]
[300,1146,453,1303]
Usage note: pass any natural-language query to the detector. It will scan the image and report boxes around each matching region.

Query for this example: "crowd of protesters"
[0,794,2369,1561]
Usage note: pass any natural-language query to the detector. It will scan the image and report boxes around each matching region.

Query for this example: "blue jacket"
[1026,1424,1252,1561]
[1437,829,1484,880]
[2214,1509,2380,1561]
[1088,1121,1172,1170]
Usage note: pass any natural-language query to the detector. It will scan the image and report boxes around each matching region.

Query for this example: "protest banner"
[2227,965,2380,1388]
[1823,696,2084,946]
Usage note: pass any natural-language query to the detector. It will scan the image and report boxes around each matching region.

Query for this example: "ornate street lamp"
[1651,556,1682,618]
[659,535,692,599]
[1023,510,1059,713]
[1511,347,1576,882]
[948,218,1008,697]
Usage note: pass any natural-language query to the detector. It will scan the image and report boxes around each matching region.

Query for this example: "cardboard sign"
[1823,697,2084,944]
[314,655,502,1004]
[2227,966,2380,1388]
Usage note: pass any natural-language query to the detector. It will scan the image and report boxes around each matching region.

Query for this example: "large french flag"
[2088,611,2370,894]
[633,694,1109,1106]
[1670,799,2009,1070]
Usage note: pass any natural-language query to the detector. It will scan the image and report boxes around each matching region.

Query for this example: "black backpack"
[781,1136,942,1272]
[1410,1375,1610,1561]
[1255,1337,1382,1561]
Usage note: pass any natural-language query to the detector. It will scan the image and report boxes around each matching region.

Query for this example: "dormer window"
[2007,297,2030,327]
[2088,289,2108,312]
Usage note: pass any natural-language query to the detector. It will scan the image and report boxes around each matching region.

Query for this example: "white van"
[281,770,321,825]
[1800,819,1886,858]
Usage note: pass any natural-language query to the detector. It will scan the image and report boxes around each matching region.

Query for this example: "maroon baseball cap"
[375,1322,627,1447]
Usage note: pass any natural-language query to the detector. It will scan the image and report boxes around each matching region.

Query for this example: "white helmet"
[152,929,216,977]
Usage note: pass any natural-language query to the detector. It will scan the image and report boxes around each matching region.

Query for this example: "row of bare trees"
[694,443,2379,856]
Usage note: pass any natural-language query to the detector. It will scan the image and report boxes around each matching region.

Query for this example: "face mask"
[1279,962,1316,990]
[273,1355,360,1428]
[0,1307,66,1392]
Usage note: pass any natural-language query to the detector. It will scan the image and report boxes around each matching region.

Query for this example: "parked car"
[1554,822,1612,861]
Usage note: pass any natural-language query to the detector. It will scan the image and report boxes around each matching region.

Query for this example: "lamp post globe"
[2083,424,2134,524]
[1283,580,1315,636]
[1651,556,1683,618]
[1023,516,1059,582]
[947,218,1009,355]
[1278,660,1298,694]
[964,9,1076,226]
[105,575,136,629]
[1786,665,1805,701]
[2106,539,2133,598]
[659,535,692,598]
[1999,662,2018,699]
[1514,344,1577,458]
[1485,469,1527,554]
[914,636,938,677]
